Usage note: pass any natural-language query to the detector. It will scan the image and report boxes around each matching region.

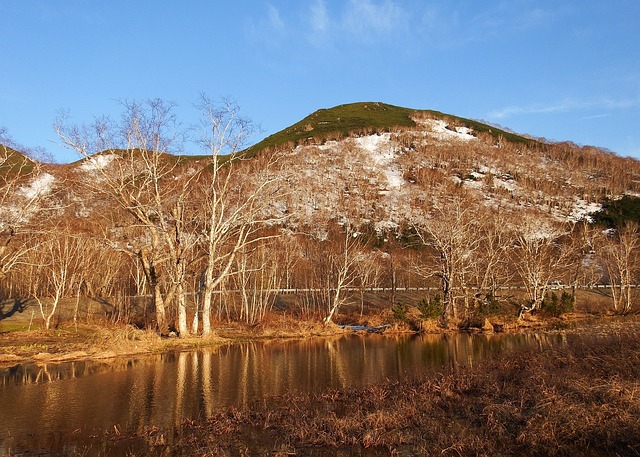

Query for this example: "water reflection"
[0,332,563,453]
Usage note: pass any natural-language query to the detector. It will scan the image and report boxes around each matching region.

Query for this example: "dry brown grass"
[159,329,640,456]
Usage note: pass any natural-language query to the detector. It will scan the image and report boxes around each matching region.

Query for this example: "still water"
[0,332,562,454]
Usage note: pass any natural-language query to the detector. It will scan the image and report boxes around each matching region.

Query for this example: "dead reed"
[172,330,640,456]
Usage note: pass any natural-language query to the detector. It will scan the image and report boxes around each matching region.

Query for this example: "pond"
[0,331,564,455]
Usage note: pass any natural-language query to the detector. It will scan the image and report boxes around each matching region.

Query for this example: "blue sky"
[1,0,639,162]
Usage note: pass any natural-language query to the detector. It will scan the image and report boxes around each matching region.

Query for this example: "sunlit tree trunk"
[195,96,283,335]
[323,225,363,325]
[411,191,483,323]
[600,222,639,314]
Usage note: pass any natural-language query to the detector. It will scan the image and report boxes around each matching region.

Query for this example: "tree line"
[0,98,639,335]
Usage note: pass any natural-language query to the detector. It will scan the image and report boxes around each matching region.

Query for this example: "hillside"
[5,101,640,236]
[245,101,536,157]
[242,105,640,234]
[5,101,640,241]
[0,144,36,179]
[2,101,640,332]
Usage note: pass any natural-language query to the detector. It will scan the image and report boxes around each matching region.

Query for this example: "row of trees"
[1,99,639,335]
[408,191,639,319]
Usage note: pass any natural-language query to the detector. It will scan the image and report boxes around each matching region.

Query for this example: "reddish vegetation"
[100,325,640,456]
[2,102,640,340]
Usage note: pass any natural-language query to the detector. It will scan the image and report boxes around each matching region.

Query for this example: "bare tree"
[194,96,284,336]
[599,222,639,314]
[232,239,281,324]
[323,224,363,325]
[473,211,513,298]
[32,231,86,329]
[0,144,53,289]
[510,215,576,318]
[411,192,484,322]
[354,250,384,317]
[55,99,190,334]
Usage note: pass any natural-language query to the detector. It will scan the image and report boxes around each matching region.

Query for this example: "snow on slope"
[283,123,609,232]
[79,154,116,171]
[19,173,55,199]
[568,199,602,223]
[52,114,616,236]
[416,118,477,142]
[354,134,404,189]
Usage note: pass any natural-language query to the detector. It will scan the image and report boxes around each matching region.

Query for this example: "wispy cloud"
[416,4,566,50]
[310,0,329,33]
[489,96,640,120]
[489,102,574,119]
[342,0,407,41]
[266,3,285,33]
[581,113,611,120]
[245,3,288,47]
[305,0,409,46]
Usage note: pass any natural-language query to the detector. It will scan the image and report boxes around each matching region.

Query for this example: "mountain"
[245,102,535,156]
[235,102,640,234]
[0,144,36,179]
[3,102,640,327]
[5,102,640,232]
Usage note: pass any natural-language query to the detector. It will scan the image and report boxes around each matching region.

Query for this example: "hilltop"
[237,103,640,233]
[4,100,640,239]
[244,101,535,157]
[0,144,36,178]
[2,100,640,337]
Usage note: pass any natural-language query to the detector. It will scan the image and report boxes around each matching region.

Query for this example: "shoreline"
[2,316,639,456]
[0,312,634,369]
[168,328,640,456]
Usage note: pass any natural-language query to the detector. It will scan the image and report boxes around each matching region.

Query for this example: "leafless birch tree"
[55,99,190,334]
[0,144,53,289]
[411,192,483,322]
[323,224,363,325]
[194,96,284,335]
[599,222,639,314]
[510,215,576,318]
[32,232,87,329]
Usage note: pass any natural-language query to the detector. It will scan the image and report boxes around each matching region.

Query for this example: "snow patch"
[79,153,117,171]
[19,173,55,199]
[567,199,602,223]
[374,219,399,235]
[494,177,517,191]
[416,119,476,142]
[354,134,392,155]
[353,134,404,189]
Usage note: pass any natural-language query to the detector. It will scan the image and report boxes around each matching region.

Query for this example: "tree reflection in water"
[0,332,564,454]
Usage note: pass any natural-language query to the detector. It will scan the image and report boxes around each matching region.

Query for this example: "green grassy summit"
[244,101,535,158]
[0,144,35,179]
[246,102,417,155]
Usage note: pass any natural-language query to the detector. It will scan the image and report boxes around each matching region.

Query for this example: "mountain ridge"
[0,101,616,167]
[2,100,640,329]
[244,101,537,158]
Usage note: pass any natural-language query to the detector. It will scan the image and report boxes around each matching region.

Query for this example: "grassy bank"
[0,302,633,368]
[109,325,640,456]
[0,317,355,367]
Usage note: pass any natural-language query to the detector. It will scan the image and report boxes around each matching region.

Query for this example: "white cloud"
[414,4,566,51]
[310,0,329,33]
[266,3,285,33]
[489,96,640,120]
[342,0,407,38]
[245,3,287,46]
[489,103,571,119]
[305,0,408,45]
[581,113,611,120]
